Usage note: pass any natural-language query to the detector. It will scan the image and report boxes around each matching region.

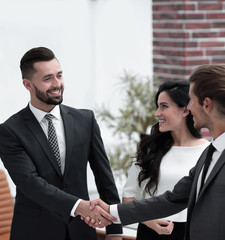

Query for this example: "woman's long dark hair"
[136,80,201,195]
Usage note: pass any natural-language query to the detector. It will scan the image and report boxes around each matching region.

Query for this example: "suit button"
[63,185,67,190]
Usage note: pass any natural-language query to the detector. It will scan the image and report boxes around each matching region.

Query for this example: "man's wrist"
[110,204,121,223]
[70,199,82,217]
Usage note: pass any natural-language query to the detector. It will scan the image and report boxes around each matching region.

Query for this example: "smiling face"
[154,91,187,133]
[188,83,208,129]
[23,58,64,112]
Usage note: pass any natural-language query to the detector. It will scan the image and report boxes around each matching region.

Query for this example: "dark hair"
[189,64,225,115]
[136,80,201,195]
[20,47,56,80]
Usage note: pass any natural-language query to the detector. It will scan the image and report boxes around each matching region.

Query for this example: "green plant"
[96,70,157,177]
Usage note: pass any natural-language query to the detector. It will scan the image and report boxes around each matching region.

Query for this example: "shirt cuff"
[110,204,121,223]
[70,199,82,217]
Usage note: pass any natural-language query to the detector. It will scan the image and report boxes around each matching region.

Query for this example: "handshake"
[75,199,117,228]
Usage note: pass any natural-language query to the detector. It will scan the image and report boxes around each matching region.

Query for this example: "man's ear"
[183,107,190,117]
[23,79,32,91]
[202,97,213,113]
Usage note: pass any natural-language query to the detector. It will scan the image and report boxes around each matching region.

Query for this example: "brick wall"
[152,0,225,82]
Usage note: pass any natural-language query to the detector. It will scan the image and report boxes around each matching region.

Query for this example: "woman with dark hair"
[123,80,209,240]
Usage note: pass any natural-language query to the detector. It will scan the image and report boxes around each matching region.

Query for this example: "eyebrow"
[43,71,63,79]
[159,102,168,105]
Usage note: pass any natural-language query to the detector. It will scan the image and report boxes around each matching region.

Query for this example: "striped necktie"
[45,114,61,170]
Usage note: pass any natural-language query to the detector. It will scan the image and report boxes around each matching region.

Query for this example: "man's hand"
[80,199,113,228]
[76,200,115,228]
[142,219,174,235]
[89,199,110,212]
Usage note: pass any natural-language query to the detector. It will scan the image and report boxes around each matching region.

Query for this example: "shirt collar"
[212,132,225,153]
[29,102,61,123]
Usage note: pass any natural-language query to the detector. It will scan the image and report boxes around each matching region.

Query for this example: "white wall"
[0,0,152,199]
[94,0,152,112]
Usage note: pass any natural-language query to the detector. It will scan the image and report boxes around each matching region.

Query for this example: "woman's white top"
[123,142,209,222]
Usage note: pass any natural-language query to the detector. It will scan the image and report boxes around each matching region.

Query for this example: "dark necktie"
[45,114,61,170]
[200,143,215,192]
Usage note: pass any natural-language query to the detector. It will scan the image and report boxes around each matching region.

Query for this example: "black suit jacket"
[118,145,225,240]
[0,104,122,240]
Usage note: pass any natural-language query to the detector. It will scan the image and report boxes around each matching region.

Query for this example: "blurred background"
[1,0,225,237]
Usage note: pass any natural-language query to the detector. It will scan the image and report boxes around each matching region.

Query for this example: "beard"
[33,85,64,105]
[193,109,208,130]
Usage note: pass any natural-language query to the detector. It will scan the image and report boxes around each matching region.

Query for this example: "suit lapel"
[186,146,225,239]
[187,148,208,222]
[23,106,62,177]
[198,149,225,198]
[60,105,75,176]
[188,147,225,217]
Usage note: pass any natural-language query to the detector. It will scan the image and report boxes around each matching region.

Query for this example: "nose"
[187,100,192,111]
[52,76,62,86]
[154,107,161,117]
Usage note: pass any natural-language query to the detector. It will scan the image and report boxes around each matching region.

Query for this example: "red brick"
[213,22,225,28]
[153,12,179,20]
[212,59,225,64]
[153,41,184,48]
[200,41,225,47]
[154,67,192,75]
[153,11,205,21]
[153,58,182,66]
[152,0,184,2]
[180,59,210,66]
[153,31,189,39]
[154,58,210,67]
[207,13,225,19]
[153,4,195,12]
[198,3,222,11]
[153,41,198,48]
[153,23,183,29]
[219,31,225,37]
[184,41,199,48]
[186,23,211,29]
[154,74,187,82]
[192,32,219,38]
[183,13,205,20]
[154,13,204,21]
[206,50,225,56]
[153,49,203,57]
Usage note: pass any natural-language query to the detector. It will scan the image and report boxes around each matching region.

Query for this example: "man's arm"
[83,166,195,227]
[123,197,174,235]
[89,112,123,236]
[117,168,194,226]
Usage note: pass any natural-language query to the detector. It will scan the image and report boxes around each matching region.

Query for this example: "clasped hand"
[76,199,114,228]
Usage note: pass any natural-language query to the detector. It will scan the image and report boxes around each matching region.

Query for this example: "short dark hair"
[20,47,56,79]
[189,64,225,115]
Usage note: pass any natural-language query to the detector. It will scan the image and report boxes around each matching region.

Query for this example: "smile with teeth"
[158,119,165,125]
[47,88,61,95]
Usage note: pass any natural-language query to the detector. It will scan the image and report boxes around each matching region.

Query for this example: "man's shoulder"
[60,104,94,118]
[2,106,29,126]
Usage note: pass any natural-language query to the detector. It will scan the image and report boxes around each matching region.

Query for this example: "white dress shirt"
[111,135,225,223]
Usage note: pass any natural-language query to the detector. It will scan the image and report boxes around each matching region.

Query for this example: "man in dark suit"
[86,64,225,240]
[0,47,122,240]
